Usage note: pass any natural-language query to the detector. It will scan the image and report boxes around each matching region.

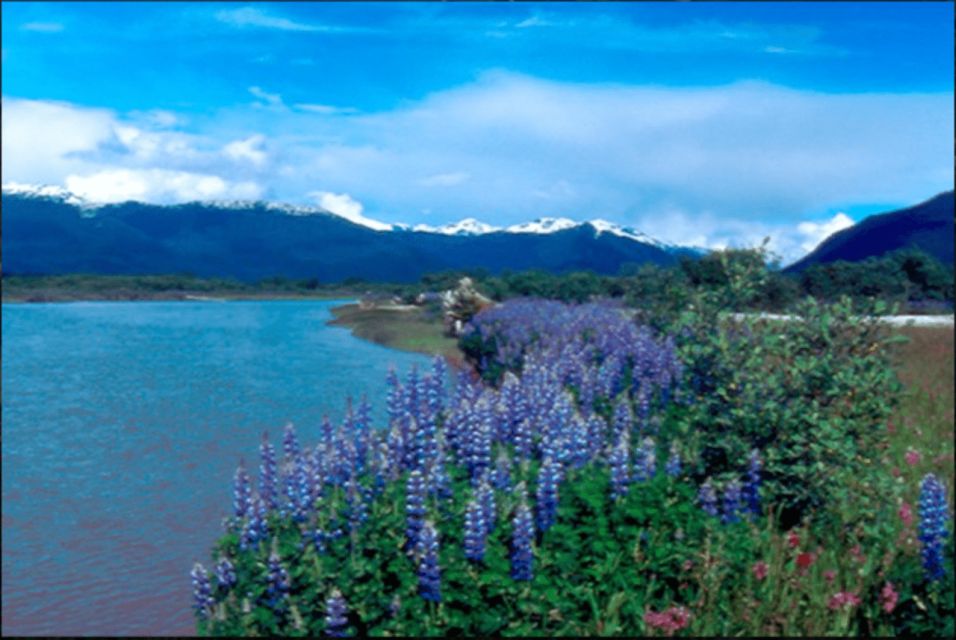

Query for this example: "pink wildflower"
[787,531,800,549]
[644,606,692,636]
[828,591,861,610]
[899,501,914,527]
[824,569,836,583]
[796,551,815,572]
[752,561,769,581]
[880,582,898,614]
[904,449,921,466]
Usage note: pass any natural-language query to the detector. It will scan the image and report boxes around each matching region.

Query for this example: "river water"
[1,300,433,636]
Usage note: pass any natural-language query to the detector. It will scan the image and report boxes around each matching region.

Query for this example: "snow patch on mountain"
[586,219,668,248]
[505,217,578,234]
[2,182,91,208]
[413,218,502,235]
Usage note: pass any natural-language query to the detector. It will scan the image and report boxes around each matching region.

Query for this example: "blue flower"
[258,434,278,512]
[264,551,291,611]
[463,498,487,563]
[699,478,718,517]
[721,479,743,525]
[190,562,214,618]
[535,457,560,533]
[325,589,350,637]
[511,501,535,581]
[477,476,497,533]
[282,422,300,462]
[405,470,427,551]
[233,461,252,521]
[742,449,761,518]
[918,473,950,582]
[214,557,236,593]
[609,437,630,501]
[416,521,442,602]
[633,437,657,482]
[665,441,682,478]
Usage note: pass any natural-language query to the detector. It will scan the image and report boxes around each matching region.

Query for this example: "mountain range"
[2,185,951,283]
[1,185,699,282]
[785,191,954,272]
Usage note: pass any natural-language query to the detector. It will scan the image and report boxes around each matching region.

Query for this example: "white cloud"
[308,191,392,231]
[223,134,267,166]
[1,98,117,184]
[21,22,64,33]
[797,212,855,254]
[419,172,470,187]
[249,86,285,110]
[65,169,262,204]
[215,7,319,32]
[294,103,358,115]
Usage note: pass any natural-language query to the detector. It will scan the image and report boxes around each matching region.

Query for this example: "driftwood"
[441,277,492,337]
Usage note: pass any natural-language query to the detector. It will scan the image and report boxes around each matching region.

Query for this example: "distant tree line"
[407,247,953,313]
[5,247,951,311]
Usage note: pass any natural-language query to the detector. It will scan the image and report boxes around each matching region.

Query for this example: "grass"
[328,303,463,366]
[888,326,955,508]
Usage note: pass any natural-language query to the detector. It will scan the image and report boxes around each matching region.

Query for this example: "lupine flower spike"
[190,563,214,619]
[325,589,350,637]
[417,521,442,602]
[918,473,950,582]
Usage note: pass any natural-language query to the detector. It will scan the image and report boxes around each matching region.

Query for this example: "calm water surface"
[1,300,433,636]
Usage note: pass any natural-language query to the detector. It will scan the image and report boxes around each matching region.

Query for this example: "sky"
[2,1,953,264]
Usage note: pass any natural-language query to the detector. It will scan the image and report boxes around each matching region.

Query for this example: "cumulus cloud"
[65,169,262,204]
[223,134,268,166]
[797,212,855,254]
[308,191,391,231]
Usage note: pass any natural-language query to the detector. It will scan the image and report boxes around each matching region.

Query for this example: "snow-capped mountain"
[2,184,703,282]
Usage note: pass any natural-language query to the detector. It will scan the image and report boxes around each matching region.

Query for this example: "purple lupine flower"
[721,479,743,525]
[477,476,497,533]
[491,449,512,492]
[612,398,633,445]
[259,434,279,511]
[535,457,560,533]
[282,422,300,462]
[405,470,427,551]
[293,454,313,522]
[609,437,630,501]
[463,498,487,563]
[665,441,682,478]
[190,562,215,618]
[633,437,657,482]
[699,478,719,517]
[214,557,237,592]
[325,589,350,637]
[416,521,442,602]
[514,417,533,461]
[344,476,367,533]
[918,473,950,582]
[510,500,535,581]
[742,449,761,517]
[312,528,330,555]
[233,461,252,520]
[265,551,291,611]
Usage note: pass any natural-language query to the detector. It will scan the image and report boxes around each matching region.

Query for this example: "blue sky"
[2,1,953,263]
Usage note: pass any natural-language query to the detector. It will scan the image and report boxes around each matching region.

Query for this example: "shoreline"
[327,303,466,368]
